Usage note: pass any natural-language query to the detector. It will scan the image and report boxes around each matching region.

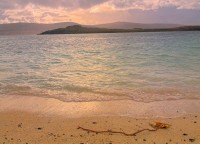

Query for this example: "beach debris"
[18,123,22,128]
[78,121,171,137]
[149,122,171,129]
[189,138,195,142]
[37,127,43,130]
[77,126,157,136]
[183,133,188,136]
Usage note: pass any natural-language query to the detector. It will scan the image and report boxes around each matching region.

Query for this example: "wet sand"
[0,111,200,144]
[1,95,200,118]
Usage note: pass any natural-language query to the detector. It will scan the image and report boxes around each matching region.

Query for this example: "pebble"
[189,138,195,142]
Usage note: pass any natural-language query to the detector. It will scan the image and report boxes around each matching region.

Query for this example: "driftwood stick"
[77,126,158,136]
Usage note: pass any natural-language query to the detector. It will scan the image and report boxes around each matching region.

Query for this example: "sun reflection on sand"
[1,95,200,118]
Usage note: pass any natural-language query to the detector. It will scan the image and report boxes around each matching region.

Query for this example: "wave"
[0,83,199,103]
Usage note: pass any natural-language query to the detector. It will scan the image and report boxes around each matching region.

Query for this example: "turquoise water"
[0,32,200,102]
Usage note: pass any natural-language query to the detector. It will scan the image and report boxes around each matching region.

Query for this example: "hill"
[0,22,183,35]
[93,22,182,29]
[40,25,133,34]
[40,25,200,35]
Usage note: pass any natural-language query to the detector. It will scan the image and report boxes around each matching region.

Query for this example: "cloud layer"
[0,0,200,24]
[109,0,200,10]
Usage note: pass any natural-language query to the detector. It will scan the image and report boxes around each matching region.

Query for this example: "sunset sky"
[0,0,200,25]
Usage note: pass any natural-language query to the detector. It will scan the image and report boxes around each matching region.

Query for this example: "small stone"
[189,138,195,142]
[183,133,188,136]
[92,122,97,124]
[37,127,42,130]
[18,123,22,128]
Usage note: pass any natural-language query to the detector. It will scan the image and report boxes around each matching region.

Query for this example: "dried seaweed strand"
[77,126,158,136]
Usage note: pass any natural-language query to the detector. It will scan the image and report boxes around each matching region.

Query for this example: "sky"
[0,0,200,25]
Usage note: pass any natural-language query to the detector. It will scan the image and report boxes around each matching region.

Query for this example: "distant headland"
[0,22,200,35]
[40,25,200,35]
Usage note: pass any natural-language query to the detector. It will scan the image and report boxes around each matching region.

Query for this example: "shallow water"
[0,32,200,102]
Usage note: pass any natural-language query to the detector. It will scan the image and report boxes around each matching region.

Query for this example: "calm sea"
[0,32,200,102]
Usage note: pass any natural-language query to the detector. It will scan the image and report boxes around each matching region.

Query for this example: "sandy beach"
[0,95,200,144]
[0,110,199,144]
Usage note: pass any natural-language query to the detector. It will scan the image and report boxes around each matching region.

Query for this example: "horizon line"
[0,21,191,26]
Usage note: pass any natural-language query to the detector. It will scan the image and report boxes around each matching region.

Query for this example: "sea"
[0,31,200,103]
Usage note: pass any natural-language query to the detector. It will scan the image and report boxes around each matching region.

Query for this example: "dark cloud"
[78,0,107,8]
[0,0,16,9]
[127,7,200,25]
[109,0,200,10]
[110,0,138,9]
[1,0,200,10]
[0,0,107,10]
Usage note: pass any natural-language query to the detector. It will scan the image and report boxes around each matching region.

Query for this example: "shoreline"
[1,95,200,118]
